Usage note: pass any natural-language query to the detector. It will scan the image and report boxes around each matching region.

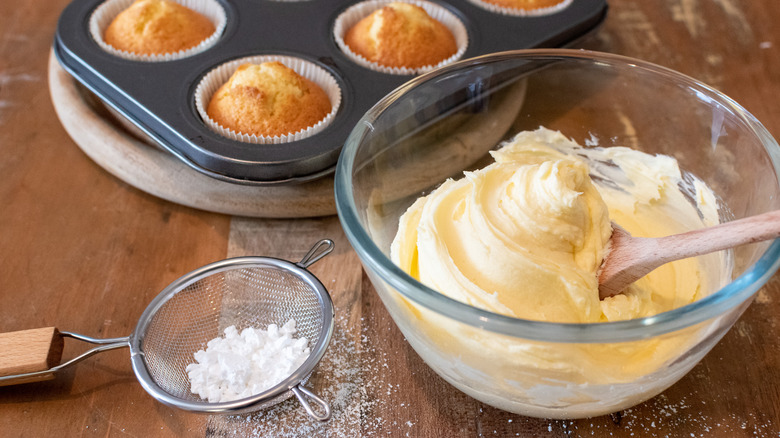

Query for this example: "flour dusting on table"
[203,310,416,437]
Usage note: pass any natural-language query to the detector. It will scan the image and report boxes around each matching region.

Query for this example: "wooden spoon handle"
[0,327,63,385]
[653,209,780,266]
[599,209,780,299]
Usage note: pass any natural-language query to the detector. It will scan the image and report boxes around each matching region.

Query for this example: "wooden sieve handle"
[0,327,64,386]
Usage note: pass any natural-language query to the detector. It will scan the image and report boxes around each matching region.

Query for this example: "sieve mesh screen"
[140,264,325,402]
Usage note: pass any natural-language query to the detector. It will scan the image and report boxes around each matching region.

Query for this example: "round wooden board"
[47,51,337,218]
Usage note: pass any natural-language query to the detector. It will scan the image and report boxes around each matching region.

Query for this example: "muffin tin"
[53,0,607,185]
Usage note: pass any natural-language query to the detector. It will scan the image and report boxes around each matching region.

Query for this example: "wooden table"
[2,0,779,436]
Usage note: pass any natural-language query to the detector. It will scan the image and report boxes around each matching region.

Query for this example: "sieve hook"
[291,384,331,422]
[296,239,335,269]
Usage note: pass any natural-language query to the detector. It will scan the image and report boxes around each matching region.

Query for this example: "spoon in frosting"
[598,210,780,299]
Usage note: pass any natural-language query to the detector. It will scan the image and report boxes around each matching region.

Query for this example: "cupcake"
[204,61,335,139]
[335,1,467,74]
[469,0,572,16]
[103,0,215,55]
[91,0,225,61]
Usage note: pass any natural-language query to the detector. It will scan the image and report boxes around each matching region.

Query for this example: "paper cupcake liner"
[89,0,226,62]
[333,0,469,76]
[465,0,572,17]
[194,55,342,144]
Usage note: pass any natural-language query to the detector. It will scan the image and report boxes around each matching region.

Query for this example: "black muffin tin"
[53,0,607,185]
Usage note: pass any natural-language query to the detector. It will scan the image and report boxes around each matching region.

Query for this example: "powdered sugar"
[203,310,417,437]
[186,319,310,403]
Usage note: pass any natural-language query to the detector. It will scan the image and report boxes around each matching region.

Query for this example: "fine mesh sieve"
[0,239,336,421]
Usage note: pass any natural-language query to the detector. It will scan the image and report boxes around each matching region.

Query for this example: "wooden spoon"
[598,210,780,300]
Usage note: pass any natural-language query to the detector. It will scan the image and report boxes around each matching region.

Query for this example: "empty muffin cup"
[333,0,469,75]
[89,0,227,61]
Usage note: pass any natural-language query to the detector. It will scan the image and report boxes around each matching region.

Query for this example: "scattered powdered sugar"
[187,319,310,403]
[190,301,777,436]
[543,393,778,437]
[202,310,416,437]
[613,394,778,438]
[195,308,779,437]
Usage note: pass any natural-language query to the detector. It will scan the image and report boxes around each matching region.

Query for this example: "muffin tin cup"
[465,0,573,17]
[333,0,470,75]
[55,0,608,185]
[90,0,227,62]
[195,55,342,144]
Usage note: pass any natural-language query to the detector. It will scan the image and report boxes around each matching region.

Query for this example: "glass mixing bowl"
[334,49,780,419]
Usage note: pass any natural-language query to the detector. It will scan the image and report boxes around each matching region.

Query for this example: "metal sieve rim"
[127,255,335,414]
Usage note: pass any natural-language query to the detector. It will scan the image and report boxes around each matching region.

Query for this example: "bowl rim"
[334,48,780,343]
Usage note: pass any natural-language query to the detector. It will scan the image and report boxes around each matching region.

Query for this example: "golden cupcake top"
[478,0,569,11]
[344,2,458,69]
[104,0,215,55]
[206,62,333,138]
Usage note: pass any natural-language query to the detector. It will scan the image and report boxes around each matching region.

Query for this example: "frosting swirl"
[392,127,724,323]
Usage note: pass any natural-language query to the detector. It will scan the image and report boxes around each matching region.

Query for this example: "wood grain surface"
[1,0,779,437]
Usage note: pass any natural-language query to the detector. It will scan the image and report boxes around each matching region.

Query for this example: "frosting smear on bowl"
[391,127,724,323]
